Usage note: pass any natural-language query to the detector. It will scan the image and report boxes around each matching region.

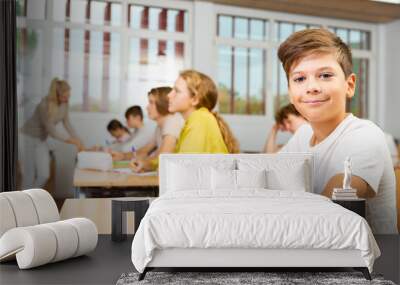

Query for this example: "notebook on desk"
[112,167,157,176]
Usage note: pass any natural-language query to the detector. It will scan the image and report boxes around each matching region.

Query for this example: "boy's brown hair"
[278,28,353,81]
[125,105,143,121]
[148,86,172,116]
[107,119,130,133]
[274,104,302,125]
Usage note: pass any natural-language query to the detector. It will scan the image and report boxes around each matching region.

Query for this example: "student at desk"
[167,69,239,154]
[105,119,132,152]
[112,87,184,172]
[124,105,155,150]
[87,119,131,152]
[263,104,307,153]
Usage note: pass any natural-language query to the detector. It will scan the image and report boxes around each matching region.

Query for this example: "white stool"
[0,189,98,269]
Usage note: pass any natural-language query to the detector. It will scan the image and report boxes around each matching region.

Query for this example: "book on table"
[332,188,359,200]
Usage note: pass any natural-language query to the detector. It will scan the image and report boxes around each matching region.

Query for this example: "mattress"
[131,190,380,273]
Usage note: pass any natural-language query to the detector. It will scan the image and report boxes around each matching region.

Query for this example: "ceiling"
[204,0,400,23]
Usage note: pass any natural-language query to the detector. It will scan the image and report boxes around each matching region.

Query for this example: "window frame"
[16,0,193,114]
[210,4,377,123]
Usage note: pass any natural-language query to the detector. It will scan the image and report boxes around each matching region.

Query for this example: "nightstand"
[332,198,366,218]
[111,197,153,242]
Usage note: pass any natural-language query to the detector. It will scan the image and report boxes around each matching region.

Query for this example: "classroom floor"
[0,235,399,285]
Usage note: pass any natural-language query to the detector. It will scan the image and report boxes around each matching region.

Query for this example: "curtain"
[0,0,17,192]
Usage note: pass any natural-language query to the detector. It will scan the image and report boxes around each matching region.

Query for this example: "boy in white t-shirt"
[112,87,184,171]
[124,105,155,150]
[110,105,155,160]
[130,87,184,172]
[278,28,397,234]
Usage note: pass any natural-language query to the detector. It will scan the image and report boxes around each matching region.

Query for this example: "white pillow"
[211,169,267,190]
[266,162,306,191]
[237,159,307,191]
[77,151,113,171]
[236,169,267,189]
[211,168,236,190]
[167,162,210,191]
[165,159,236,193]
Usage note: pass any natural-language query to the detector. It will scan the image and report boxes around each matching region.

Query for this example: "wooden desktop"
[73,167,158,198]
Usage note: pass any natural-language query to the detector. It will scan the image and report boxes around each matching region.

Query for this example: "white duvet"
[131,190,380,273]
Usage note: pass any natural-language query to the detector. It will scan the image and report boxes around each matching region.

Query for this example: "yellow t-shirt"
[175,107,229,154]
[149,108,228,169]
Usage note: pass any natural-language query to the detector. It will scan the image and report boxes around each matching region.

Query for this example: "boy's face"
[147,94,160,120]
[126,115,142,129]
[288,53,356,124]
[110,128,125,140]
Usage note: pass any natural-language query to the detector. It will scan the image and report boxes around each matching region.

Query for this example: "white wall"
[192,1,216,79]
[383,19,400,138]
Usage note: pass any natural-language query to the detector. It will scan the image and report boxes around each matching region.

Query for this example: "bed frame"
[137,154,372,281]
[139,248,371,280]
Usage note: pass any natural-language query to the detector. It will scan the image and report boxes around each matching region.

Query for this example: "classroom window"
[276,20,320,42]
[17,0,191,114]
[52,28,121,112]
[329,26,371,117]
[329,26,371,50]
[127,38,185,108]
[351,58,369,117]
[126,4,189,108]
[217,15,268,115]
[128,5,188,33]
[53,0,122,26]
[218,15,269,41]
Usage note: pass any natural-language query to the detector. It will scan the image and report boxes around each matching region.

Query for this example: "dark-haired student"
[112,87,184,171]
[263,104,307,153]
[105,119,132,152]
[124,105,155,150]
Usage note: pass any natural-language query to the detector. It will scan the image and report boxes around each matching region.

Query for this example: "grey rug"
[116,271,396,285]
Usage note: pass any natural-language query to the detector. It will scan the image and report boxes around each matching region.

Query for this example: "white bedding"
[131,190,380,273]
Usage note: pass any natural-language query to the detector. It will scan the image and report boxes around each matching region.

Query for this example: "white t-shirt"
[280,114,397,234]
[108,133,132,152]
[125,121,156,152]
[151,113,184,148]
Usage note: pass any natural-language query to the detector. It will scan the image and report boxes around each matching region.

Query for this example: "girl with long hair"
[167,70,240,154]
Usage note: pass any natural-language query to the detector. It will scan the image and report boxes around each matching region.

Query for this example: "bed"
[131,153,380,281]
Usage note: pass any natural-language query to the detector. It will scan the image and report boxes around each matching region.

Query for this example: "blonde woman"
[167,69,239,154]
[20,78,83,188]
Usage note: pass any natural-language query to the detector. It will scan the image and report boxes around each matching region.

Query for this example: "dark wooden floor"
[0,235,399,285]
[0,235,134,285]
